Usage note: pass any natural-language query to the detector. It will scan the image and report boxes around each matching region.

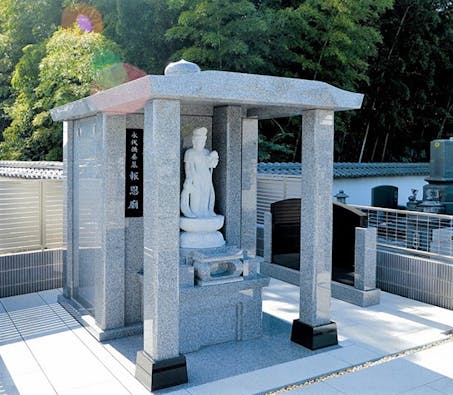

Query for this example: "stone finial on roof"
[164,59,201,76]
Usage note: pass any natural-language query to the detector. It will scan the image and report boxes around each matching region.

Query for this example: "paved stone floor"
[0,279,452,394]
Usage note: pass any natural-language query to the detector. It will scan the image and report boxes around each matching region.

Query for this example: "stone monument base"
[186,245,244,285]
[57,294,143,341]
[180,230,225,249]
[136,250,270,354]
[180,215,225,249]
[331,281,381,307]
[135,351,188,391]
[178,245,269,352]
[179,273,270,353]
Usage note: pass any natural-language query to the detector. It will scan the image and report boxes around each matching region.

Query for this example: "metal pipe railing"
[353,205,453,263]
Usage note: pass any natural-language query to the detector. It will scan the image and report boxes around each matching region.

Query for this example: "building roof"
[258,162,429,178]
[0,161,429,180]
[0,161,63,180]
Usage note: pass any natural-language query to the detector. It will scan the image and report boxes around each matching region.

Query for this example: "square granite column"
[241,118,258,256]
[125,113,145,325]
[62,120,75,299]
[94,114,126,330]
[291,109,338,350]
[135,100,188,391]
[212,106,242,246]
[355,227,378,291]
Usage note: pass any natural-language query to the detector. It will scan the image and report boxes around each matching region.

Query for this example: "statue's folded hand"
[208,151,219,168]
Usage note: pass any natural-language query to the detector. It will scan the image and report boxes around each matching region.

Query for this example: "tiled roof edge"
[0,161,63,180]
[258,162,430,178]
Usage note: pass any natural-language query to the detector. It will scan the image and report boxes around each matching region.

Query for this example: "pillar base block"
[135,351,188,391]
[291,319,338,350]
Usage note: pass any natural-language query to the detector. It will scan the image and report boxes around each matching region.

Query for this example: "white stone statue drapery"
[180,127,225,249]
[180,127,219,218]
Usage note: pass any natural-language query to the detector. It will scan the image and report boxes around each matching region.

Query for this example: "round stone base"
[180,215,224,233]
[180,230,225,249]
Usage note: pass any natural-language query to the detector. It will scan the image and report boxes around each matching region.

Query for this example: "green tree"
[91,0,178,74]
[257,0,392,161]
[0,0,63,139]
[0,43,46,159]
[0,27,121,160]
[166,0,270,73]
[354,0,452,162]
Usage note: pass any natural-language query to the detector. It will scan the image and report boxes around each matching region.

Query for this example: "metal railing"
[354,205,453,263]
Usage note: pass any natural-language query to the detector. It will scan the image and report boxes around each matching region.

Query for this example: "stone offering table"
[51,60,363,391]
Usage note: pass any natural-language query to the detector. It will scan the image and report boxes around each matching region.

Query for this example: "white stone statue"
[181,127,219,218]
[180,127,225,249]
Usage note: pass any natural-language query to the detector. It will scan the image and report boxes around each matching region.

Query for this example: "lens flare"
[92,49,122,71]
[62,3,103,33]
[92,49,147,92]
[95,63,128,90]
[93,63,147,91]
[123,63,148,81]
[76,14,93,33]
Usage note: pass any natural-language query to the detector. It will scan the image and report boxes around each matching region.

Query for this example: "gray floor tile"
[327,358,444,395]
[427,377,453,395]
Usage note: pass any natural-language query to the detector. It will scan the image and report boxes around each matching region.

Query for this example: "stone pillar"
[263,211,272,264]
[355,227,377,291]
[94,114,126,330]
[125,114,145,325]
[291,110,338,350]
[62,120,75,299]
[212,106,242,246]
[135,100,188,391]
[241,118,258,256]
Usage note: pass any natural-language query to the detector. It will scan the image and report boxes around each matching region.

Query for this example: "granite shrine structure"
[51,60,364,391]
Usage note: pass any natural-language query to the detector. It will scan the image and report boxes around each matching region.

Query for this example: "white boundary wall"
[257,174,426,224]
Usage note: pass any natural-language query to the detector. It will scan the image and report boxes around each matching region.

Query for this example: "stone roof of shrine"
[51,70,363,122]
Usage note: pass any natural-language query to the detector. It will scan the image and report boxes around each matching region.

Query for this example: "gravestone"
[271,198,301,270]
[332,202,368,285]
[372,185,398,208]
[270,199,368,286]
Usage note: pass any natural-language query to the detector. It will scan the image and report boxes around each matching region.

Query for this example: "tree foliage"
[0,0,451,161]
[256,0,393,160]
[1,27,121,160]
[95,0,178,74]
[353,0,453,162]
[166,0,270,73]
[0,0,63,140]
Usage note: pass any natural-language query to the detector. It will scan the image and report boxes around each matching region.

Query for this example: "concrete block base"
[291,320,338,350]
[331,281,381,307]
[58,295,142,341]
[135,351,188,391]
